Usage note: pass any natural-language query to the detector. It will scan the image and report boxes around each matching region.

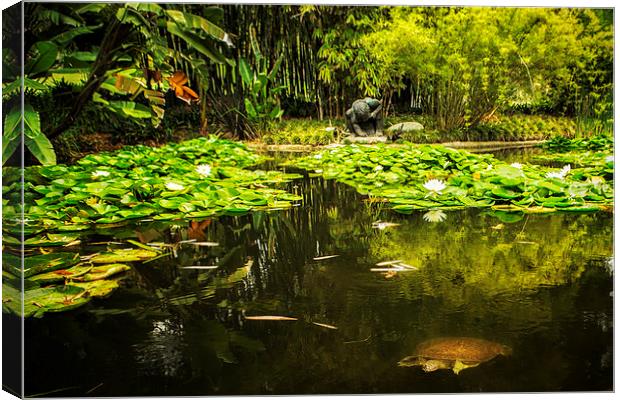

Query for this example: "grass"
[258,114,583,146]
[261,119,345,145]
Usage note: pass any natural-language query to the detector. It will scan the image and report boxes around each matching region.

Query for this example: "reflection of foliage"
[367,211,613,296]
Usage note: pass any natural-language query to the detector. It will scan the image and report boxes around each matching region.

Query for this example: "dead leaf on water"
[376,260,402,266]
[370,267,415,272]
[394,263,418,270]
[372,221,400,230]
[312,322,338,330]
[245,315,298,321]
[313,255,339,261]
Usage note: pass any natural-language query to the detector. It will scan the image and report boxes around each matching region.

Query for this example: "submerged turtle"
[398,337,512,375]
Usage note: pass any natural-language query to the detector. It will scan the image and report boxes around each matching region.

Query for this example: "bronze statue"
[345,97,384,137]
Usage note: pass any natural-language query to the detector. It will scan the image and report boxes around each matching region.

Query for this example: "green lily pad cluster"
[288,144,613,213]
[531,150,614,171]
[540,134,614,152]
[2,248,151,317]
[3,136,303,232]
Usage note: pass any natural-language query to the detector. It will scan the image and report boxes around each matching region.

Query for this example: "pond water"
[19,150,614,396]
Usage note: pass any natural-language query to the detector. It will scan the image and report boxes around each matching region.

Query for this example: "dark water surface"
[23,153,613,396]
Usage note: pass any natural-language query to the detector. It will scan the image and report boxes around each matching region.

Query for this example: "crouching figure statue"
[345,97,384,137]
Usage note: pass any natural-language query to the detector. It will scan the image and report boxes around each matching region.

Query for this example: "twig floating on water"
[188,242,220,247]
[376,260,402,266]
[312,322,338,330]
[313,255,340,261]
[245,315,298,321]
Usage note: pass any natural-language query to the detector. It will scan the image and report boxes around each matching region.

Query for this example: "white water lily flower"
[423,179,446,194]
[165,182,185,191]
[92,170,110,178]
[545,171,565,179]
[374,165,383,171]
[423,210,447,223]
[605,155,614,163]
[546,164,571,180]
[510,162,523,169]
[196,164,212,177]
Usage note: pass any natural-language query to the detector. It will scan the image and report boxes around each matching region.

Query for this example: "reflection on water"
[24,172,613,396]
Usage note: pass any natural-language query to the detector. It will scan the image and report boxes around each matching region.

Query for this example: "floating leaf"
[244,316,298,321]
[29,263,131,284]
[313,255,339,261]
[3,252,80,277]
[312,322,338,330]
[89,249,159,263]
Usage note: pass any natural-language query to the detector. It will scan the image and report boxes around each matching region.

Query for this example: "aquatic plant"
[541,134,613,152]
[2,136,302,235]
[288,143,613,214]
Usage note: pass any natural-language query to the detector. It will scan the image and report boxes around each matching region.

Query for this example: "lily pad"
[90,249,159,264]
[3,279,120,318]
[29,263,131,284]
[3,252,80,277]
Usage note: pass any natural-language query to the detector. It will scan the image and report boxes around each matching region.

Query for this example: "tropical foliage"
[2,2,232,165]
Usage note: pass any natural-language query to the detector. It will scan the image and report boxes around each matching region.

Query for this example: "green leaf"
[239,58,253,86]
[165,9,226,41]
[24,77,48,91]
[166,21,227,64]
[108,101,152,119]
[23,104,56,165]
[244,99,257,119]
[25,41,59,77]
[2,106,21,165]
[51,25,97,45]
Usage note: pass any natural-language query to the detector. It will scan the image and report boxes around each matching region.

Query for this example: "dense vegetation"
[2,4,613,163]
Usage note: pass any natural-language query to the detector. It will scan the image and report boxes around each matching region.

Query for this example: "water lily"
[374,165,383,171]
[195,164,212,177]
[423,179,446,194]
[605,155,614,163]
[423,210,447,223]
[510,162,523,169]
[560,164,571,176]
[545,171,565,179]
[92,170,110,178]
[545,164,571,180]
[165,182,185,191]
